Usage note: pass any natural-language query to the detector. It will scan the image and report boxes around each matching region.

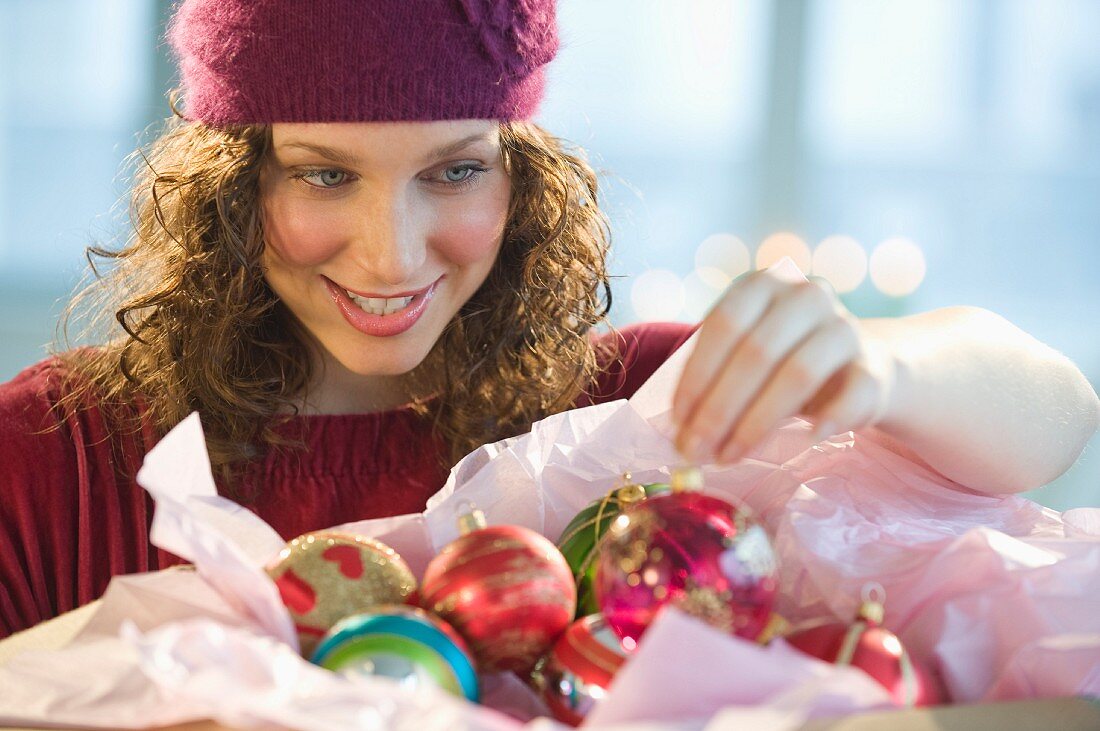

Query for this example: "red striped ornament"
[421,510,576,674]
[533,614,628,726]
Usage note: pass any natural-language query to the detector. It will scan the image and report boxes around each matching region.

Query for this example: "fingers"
[676,280,839,461]
[671,271,774,426]
[803,356,893,441]
[714,317,861,462]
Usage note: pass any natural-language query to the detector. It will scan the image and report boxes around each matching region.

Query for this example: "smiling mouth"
[344,292,415,316]
[324,276,441,317]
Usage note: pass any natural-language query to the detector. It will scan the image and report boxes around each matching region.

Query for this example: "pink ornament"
[594,484,778,645]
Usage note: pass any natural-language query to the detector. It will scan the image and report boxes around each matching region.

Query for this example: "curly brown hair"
[56,111,616,497]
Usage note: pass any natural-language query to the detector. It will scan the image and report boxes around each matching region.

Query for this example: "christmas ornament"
[785,583,942,707]
[266,530,417,657]
[532,614,628,727]
[420,508,576,674]
[594,466,778,645]
[557,475,671,618]
[310,605,479,702]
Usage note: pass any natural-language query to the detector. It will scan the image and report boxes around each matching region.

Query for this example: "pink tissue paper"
[0,259,1096,730]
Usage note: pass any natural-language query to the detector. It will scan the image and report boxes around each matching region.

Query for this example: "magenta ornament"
[593,488,778,645]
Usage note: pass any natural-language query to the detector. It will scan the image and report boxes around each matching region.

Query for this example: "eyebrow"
[277,132,496,167]
[425,132,497,162]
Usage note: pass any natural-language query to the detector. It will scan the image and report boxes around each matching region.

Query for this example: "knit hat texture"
[167,0,559,125]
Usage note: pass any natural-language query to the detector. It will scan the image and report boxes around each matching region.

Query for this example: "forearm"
[860,306,1100,494]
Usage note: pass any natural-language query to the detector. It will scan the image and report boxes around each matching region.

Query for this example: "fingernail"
[680,433,700,459]
[721,444,744,463]
[683,433,712,462]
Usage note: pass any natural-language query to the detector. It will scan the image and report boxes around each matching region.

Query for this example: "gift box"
[0,261,1097,730]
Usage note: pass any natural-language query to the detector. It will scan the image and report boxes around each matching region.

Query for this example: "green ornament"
[557,477,671,618]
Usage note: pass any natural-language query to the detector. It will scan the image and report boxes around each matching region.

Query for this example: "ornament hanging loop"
[858,581,886,625]
[861,581,886,605]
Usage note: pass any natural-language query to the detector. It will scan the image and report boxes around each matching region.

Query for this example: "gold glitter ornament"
[266,530,418,657]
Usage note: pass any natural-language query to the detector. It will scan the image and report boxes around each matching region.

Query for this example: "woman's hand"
[671,268,899,464]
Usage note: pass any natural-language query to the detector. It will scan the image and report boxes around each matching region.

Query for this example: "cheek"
[433,193,509,267]
[263,197,347,268]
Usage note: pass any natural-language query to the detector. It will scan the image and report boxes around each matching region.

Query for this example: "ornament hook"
[858,581,886,625]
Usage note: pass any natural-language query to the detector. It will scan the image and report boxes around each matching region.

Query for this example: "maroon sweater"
[0,322,695,637]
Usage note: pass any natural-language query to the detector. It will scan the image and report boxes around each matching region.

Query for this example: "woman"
[0,0,1095,638]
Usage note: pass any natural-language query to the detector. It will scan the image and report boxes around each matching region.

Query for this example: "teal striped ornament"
[310,605,479,702]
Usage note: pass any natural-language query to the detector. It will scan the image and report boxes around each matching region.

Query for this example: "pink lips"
[323,275,442,337]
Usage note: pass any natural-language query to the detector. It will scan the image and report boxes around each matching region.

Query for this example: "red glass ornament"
[420,510,577,674]
[785,584,943,707]
[532,614,628,727]
[594,468,778,645]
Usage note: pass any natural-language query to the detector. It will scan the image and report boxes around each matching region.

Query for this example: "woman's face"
[259,120,511,394]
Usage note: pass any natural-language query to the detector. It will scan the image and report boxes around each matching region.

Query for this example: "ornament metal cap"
[757,612,791,644]
[670,465,703,493]
[615,483,646,505]
[858,600,885,626]
[457,507,488,535]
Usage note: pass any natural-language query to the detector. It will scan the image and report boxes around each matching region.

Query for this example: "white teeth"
[345,290,415,316]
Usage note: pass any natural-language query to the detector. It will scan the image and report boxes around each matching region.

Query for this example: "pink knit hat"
[167,0,558,125]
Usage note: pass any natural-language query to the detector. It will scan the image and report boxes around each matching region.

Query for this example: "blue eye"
[443,165,474,183]
[297,169,347,188]
[438,163,488,187]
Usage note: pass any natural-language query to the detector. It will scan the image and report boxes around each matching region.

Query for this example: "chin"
[326,338,434,378]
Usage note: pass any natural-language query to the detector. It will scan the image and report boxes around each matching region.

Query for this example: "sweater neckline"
[263,405,441,476]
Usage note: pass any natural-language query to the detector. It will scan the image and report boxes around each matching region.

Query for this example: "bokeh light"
[681,269,727,320]
[755,232,812,273]
[869,236,926,296]
[631,268,685,321]
[694,233,750,289]
[812,235,868,293]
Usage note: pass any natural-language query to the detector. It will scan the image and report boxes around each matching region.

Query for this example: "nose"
[352,186,427,287]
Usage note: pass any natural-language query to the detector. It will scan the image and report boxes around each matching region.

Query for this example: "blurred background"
[0,0,1097,508]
